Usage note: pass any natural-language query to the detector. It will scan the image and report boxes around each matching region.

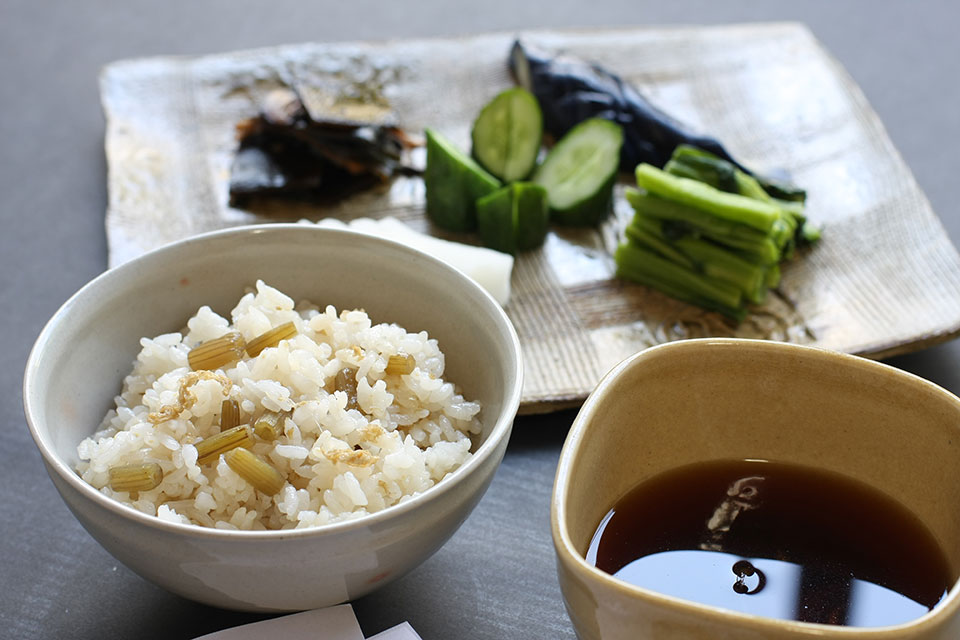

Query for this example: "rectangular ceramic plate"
[101,24,960,412]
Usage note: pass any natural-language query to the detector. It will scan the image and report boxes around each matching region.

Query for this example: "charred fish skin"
[509,40,741,172]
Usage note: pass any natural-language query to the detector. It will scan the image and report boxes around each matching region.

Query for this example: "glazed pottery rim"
[24,223,524,541]
[551,338,960,636]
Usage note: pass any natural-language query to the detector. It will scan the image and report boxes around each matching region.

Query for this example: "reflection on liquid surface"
[586,460,952,627]
[612,549,938,627]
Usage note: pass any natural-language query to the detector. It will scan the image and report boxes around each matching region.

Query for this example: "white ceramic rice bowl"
[23,224,523,612]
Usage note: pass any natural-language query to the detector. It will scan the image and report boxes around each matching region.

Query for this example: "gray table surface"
[3,1,959,638]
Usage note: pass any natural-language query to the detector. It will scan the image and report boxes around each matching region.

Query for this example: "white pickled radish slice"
[313,217,513,306]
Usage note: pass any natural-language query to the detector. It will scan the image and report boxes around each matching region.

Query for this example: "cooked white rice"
[76,281,481,530]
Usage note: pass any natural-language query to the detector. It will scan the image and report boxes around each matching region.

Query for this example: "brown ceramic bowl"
[552,338,960,639]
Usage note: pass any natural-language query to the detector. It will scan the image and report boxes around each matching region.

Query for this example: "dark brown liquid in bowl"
[586,460,953,627]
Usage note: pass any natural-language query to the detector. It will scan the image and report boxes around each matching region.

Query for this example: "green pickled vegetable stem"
[672,236,768,304]
[614,242,745,320]
[624,216,695,270]
[635,163,782,233]
[625,189,780,265]
[627,213,768,304]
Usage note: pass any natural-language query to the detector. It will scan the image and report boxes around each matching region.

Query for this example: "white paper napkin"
[193,604,422,640]
[366,621,422,640]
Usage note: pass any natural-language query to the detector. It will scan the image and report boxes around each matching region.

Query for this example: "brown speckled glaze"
[100,26,960,412]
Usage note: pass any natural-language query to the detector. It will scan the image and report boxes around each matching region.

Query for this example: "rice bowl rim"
[24,223,523,540]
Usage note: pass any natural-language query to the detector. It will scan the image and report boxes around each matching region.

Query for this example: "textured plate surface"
[101,24,960,412]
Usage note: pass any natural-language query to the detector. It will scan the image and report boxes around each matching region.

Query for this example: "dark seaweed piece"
[228,88,417,208]
[509,40,802,201]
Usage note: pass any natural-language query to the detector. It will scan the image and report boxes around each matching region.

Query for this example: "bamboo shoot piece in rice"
[385,354,416,376]
[108,463,163,493]
[253,411,285,442]
[245,321,297,357]
[188,332,246,371]
[220,399,241,431]
[195,425,254,465]
[224,448,286,496]
[334,367,360,410]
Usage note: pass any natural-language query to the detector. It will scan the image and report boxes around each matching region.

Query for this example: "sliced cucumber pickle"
[476,182,549,255]
[471,88,543,183]
[533,118,623,225]
[424,127,501,232]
